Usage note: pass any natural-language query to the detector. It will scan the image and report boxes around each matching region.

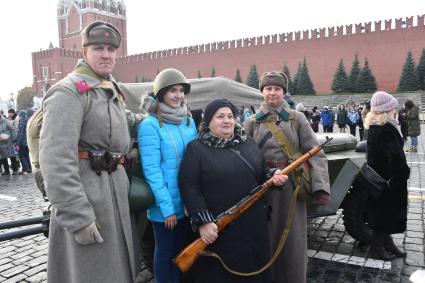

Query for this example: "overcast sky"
[0,0,424,101]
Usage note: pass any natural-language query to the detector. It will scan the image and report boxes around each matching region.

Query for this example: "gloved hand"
[312,191,330,205]
[74,222,104,245]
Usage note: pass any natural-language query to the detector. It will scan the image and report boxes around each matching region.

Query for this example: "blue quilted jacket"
[138,115,197,222]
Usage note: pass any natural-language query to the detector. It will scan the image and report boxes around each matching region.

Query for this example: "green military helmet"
[153,68,191,97]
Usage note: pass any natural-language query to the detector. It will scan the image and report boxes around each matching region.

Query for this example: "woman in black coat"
[179,99,287,283]
[363,91,410,260]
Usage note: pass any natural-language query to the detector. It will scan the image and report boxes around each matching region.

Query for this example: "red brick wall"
[113,16,425,93]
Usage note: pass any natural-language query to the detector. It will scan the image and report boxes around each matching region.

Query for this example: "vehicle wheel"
[342,178,372,244]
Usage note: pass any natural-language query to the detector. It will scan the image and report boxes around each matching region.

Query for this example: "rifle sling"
[199,184,300,277]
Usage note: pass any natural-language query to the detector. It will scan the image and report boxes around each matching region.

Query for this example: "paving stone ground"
[0,124,424,283]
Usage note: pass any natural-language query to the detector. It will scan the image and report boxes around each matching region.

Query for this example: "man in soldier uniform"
[244,71,330,283]
[39,21,135,282]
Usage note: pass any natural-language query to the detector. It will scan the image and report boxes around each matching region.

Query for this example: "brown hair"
[404,100,414,110]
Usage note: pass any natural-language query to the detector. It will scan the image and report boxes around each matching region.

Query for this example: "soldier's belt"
[266,159,288,168]
[79,150,124,175]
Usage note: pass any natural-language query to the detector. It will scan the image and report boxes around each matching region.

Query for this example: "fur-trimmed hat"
[202,99,238,127]
[82,21,121,49]
[370,91,398,113]
[259,71,288,93]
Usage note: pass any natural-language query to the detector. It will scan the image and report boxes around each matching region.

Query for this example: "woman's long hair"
[364,108,397,129]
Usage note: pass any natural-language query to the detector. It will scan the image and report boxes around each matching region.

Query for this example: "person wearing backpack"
[39,21,135,282]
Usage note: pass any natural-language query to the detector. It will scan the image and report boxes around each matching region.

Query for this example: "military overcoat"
[244,101,330,283]
[0,117,16,159]
[39,60,135,283]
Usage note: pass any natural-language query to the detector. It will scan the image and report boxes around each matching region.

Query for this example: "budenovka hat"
[202,99,238,127]
[259,71,288,93]
[82,21,121,49]
[370,91,398,113]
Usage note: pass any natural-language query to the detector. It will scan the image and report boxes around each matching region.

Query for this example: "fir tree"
[234,68,242,83]
[246,64,259,89]
[197,70,202,78]
[282,64,294,94]
[292,62,302,95]
[416,48,425,90]
[348,54,361,93]
[211,66,216,77]
[296,58,316,95]
[135,75,139,83]
[357,58,377,93]
[331,59,350,93]
[397,51,418,92]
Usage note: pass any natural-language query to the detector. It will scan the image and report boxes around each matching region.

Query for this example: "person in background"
[179,98,287,283]
[362,100,371,140]
[7,109,20,174]
[39,21,136,282]
[336,104,348,133]
[320,106,333,133]
[311,106,321,133]
[0,115,17,176]
[347,106,359,137]
[357,103,365,141]
[363,91,410,260]
[404,100,420,153]
[296,103,313,124]
[138,68,197,283]
[398,105,408,141]
[16,108,35,175]
[244,71,330,283]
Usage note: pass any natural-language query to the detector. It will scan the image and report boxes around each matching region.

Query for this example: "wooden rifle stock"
[174,137,333,273]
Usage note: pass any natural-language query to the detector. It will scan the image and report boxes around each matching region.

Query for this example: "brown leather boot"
[370,232,395,260]
[384,234,407,258]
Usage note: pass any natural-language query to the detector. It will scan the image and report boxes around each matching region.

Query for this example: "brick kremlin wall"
[113,15,425,94]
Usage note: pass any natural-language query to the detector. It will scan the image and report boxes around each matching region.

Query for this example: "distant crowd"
[0,108,35,176]
[239,98,421,152]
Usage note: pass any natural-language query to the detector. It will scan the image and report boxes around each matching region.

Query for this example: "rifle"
[174,137,333,273]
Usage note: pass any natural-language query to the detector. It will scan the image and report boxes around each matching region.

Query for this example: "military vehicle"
[0,77,370,270]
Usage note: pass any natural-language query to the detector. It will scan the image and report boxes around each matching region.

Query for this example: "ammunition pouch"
[81,150,124,175]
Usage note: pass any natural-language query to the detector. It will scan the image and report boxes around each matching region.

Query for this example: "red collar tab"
[74,80,92,93]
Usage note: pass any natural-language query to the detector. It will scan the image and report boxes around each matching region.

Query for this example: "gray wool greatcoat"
[245,101,330,283]
[0,117,16,159]
[39,61,135,283]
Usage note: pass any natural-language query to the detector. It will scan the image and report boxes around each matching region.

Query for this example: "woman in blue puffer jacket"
[138,68,197,283]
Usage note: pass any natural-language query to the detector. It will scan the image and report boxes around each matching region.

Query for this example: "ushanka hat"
[82,21,121,49]
[202,99,238,127]
[259,71,288,93]
[370,91,398,113]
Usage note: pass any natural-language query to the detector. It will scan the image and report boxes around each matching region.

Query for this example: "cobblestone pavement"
[0,125,424,283]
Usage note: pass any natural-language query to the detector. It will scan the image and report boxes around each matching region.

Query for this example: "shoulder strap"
[229,148,260,182]
[265,122,298,161]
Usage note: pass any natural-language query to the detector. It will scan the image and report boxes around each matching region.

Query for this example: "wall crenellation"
[32,48,82,59]
[115,15,424,64]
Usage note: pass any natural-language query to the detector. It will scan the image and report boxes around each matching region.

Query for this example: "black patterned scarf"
[198,123,247,148]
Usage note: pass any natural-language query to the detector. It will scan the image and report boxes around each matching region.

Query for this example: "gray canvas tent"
[119,76,263,114]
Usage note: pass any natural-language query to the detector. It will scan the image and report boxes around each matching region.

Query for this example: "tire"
[342,177,372,244]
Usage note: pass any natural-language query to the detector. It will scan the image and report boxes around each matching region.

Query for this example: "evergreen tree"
[416,48,425,90]
[296,58,316,95]
[357,58,377,93]
[331,59,350,93]
[135,75,139,83]
[348,54,361,93]
[292,62,303,95]
[246,64,259,89]
[397,51,418,92]
[211,66,216,77]
[234,68,242,83]
[282,64,294,94]
[197,70,202,78]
